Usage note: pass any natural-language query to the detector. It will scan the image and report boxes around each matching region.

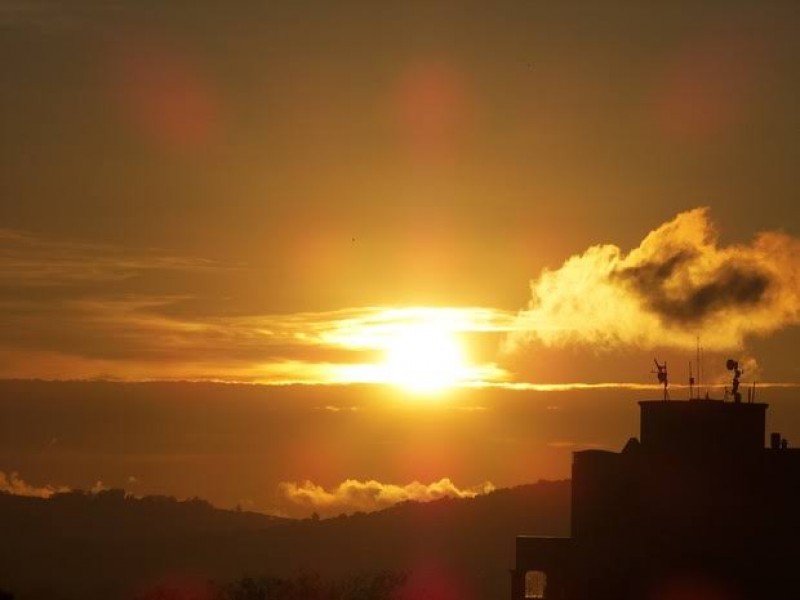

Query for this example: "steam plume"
[510,208,800,350]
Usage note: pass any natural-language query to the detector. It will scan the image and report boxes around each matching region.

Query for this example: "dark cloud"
[615,253,771,325]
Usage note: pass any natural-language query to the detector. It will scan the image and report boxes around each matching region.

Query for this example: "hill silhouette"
[0,480,569,600]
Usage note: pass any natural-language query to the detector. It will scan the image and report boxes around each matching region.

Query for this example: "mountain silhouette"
[0,481,569,600]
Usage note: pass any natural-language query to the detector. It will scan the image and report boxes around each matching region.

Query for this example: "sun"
[381,323,468,394]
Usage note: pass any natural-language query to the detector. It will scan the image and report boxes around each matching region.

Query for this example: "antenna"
[653,358,669,401]
[697,346,708,398]
[726,359,743,403]
[696,337,701,394]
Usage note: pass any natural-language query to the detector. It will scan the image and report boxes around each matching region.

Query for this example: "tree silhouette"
[218,570,406,600]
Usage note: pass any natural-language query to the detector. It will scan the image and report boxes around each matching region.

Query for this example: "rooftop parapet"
[638,399,767,454]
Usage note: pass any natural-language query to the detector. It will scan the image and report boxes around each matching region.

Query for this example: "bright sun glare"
[381,323,468,394]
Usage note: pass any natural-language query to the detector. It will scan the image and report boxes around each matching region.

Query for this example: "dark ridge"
[0,481,570,600]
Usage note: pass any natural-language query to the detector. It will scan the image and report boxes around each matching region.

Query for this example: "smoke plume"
[510,208,800,350]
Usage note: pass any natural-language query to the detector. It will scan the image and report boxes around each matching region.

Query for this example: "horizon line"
[1,377,799,392]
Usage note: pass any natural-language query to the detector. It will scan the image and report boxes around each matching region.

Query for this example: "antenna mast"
[726,359,743,403]
[653,358,669,401]
[696,337,701,395]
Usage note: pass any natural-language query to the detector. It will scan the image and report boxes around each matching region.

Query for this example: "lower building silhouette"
[511,394,800,600]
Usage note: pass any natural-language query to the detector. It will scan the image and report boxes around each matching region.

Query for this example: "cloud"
[547,441,606,450]
[0,234,515,383]
[4,216,800,384]
[509,208,800,351]
[0,228,520,384]
[317,405,360,412]
[0,229,223,288]
[280,478,495,514]
[0,471,68,498]
[0,301,514,383]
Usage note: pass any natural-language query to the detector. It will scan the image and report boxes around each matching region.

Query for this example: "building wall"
[513,397,800,600]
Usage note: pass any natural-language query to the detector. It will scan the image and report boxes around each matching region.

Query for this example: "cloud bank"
[280,478,495,514]
[0,471,68,498]
[510,208,800,351]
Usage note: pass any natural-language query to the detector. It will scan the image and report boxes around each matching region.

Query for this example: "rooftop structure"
[511,368,800,600]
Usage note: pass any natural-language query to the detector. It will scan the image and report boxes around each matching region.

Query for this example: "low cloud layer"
[0,471,68,498]
[510,208,800,351]
[280,478,495,515]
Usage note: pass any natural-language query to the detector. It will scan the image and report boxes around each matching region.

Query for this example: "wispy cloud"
[0,300,515,383]
[508,208,800,352]
[546,441,607,450]
[0,229,223,287]
[0,230,515,383]
[279,478,495,515]
[317,405,360,412]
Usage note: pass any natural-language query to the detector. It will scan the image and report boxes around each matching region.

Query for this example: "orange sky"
[0,379,796,517]
[2,1,800,384]
[2,0,800,513]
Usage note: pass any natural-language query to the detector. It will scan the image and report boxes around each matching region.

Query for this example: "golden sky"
[2,0,800,512]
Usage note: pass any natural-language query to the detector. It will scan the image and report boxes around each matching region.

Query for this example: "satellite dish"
[726,359,738,371]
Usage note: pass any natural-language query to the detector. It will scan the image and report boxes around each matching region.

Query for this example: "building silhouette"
[511,379,800,600]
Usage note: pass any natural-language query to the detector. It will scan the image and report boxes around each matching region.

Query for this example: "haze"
[2,0,800,515]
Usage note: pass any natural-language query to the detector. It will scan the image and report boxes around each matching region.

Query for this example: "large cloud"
[509,208,800,351]
[280,478,495,515]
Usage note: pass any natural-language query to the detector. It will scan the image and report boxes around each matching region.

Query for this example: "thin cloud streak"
[0,229,226,286]
[0,299,516,385]
[0,229,517,383]
[467,381,800,392]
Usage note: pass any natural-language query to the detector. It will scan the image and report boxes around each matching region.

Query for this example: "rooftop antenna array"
[653,359,669,401]
[695,337,704,398]
[726,359,743,403]
[748,381,757,403]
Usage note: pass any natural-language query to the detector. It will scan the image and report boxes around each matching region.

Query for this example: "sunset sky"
[2,0,800,516]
